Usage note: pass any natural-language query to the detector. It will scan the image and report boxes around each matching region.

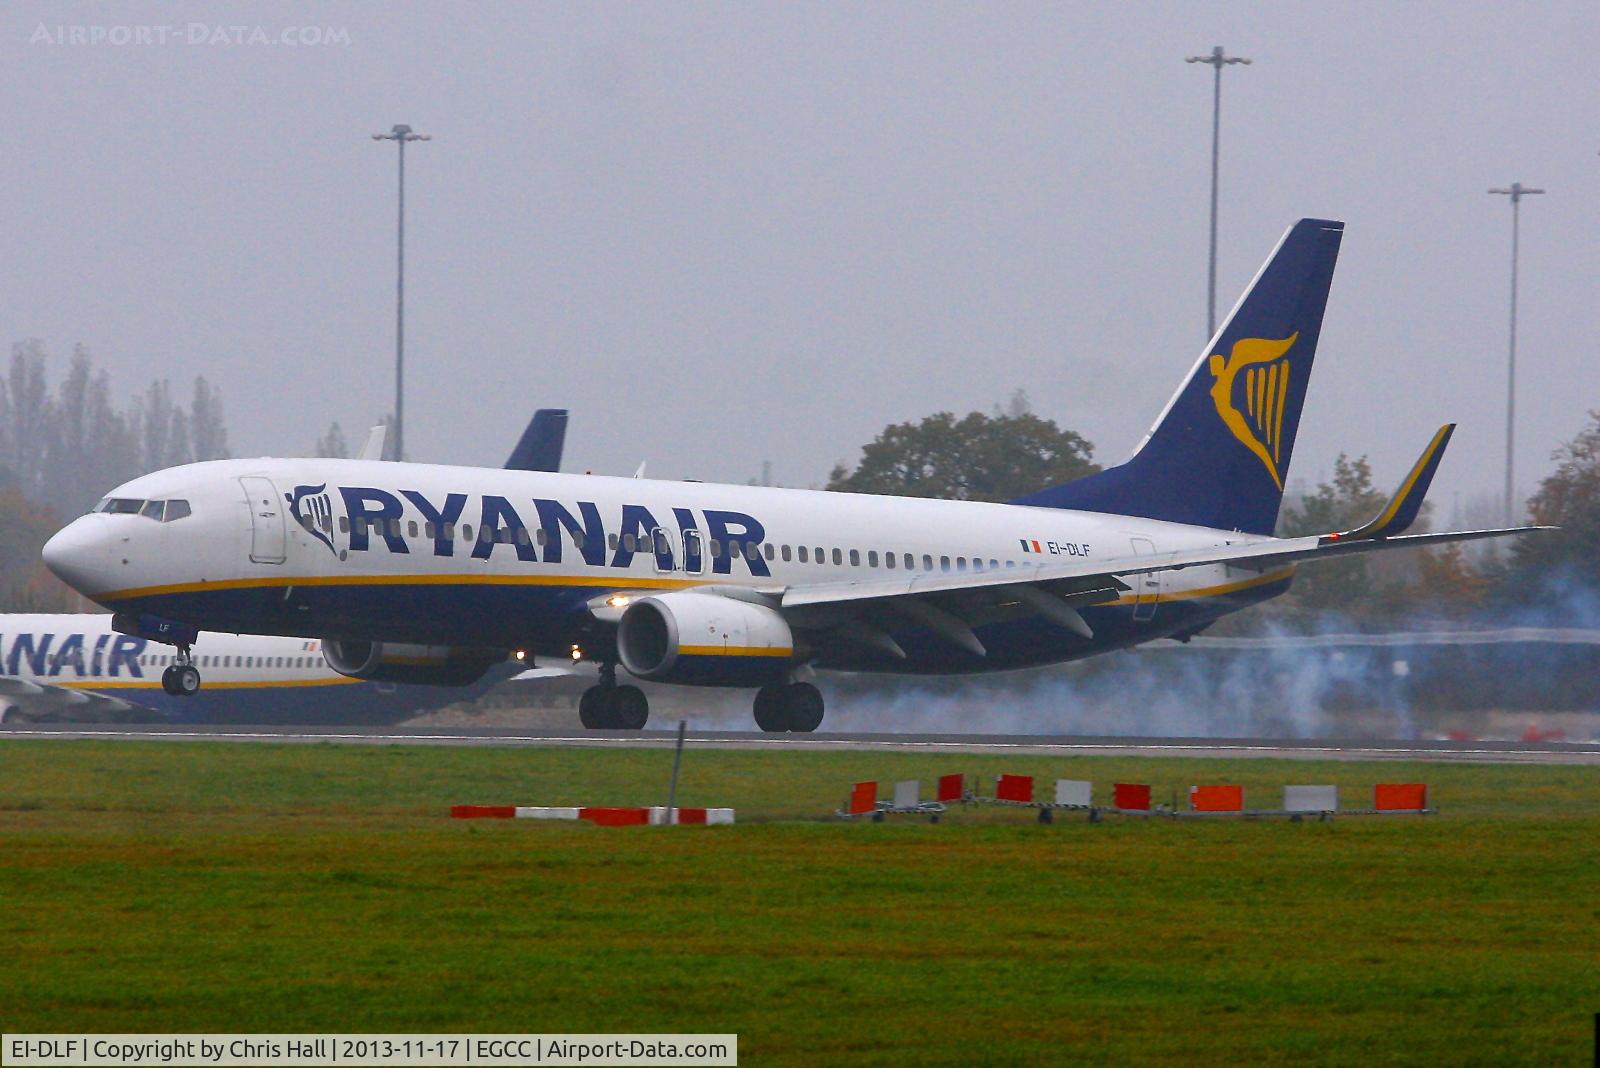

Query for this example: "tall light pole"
[1488,181,1544,525]
[1186,45,1251,340]
[371,123,431,461]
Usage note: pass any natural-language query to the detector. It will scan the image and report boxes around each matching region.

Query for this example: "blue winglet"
[1330,424,1454,543]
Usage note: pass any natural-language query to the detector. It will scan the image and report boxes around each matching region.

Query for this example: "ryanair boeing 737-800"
[40,220,1543,731]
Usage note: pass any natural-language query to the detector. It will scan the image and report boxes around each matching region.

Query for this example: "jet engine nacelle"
[617,592,795,686]
[322,639,501,687]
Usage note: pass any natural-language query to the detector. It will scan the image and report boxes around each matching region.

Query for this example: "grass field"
[2,739,1598,1065]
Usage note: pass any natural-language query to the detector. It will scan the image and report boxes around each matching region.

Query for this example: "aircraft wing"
[0,676,138,718]
[777,427,1549,650]
[783,525,1539,611]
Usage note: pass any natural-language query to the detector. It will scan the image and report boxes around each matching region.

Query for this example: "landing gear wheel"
[173,665,201,696]
[611,685,649,730]
[753,685,787,733]
[161,645,202,697]
[781,683,824,733]
[579,686,610,729]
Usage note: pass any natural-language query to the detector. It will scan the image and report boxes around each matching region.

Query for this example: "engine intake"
[322,639,501,687]
[617,592,795,686]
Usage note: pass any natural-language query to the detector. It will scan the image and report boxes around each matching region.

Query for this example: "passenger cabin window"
[339,516,350,533]
[923,554,934,570]
[781,544,792,562]
[764,543,776,561]
[849,549,860,566]
[408,521,419,538]
[941,556,951,572]
[623,533,637,552]
[797,546,808,563]
[461,524,474,542]
[884,552,895,570]
[957,557,967,571]
[831,548,843,565]
[609,533,620,550]
[815,547,825,563]
[868,550,879,567]
[906,554,916,570]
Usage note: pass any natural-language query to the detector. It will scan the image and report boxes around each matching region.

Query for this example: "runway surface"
[5,722,1599,764]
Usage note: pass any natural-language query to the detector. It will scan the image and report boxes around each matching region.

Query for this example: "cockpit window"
[92,497,193,521]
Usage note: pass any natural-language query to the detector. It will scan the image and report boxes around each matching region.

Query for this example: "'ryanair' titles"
[289,485,773,578]
[2,631,148,678]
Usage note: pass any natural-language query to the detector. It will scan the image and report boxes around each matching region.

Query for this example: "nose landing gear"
[160,644,201,697]
[578,661,650,730]
[753,682,824,733]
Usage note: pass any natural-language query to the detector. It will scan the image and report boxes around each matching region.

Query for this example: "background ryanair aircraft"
[40,220,1543,732]
[0,614,520,725]
[3,408,571,725]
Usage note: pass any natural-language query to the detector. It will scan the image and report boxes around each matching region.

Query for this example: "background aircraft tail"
[505,408,569,473]
[1012,218,1344,534]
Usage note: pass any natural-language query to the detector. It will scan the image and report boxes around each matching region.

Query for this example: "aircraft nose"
[42,515,115,595]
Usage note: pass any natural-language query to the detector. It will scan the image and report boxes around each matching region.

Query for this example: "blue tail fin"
[505,408,569,473]
[1012,218,1344,534]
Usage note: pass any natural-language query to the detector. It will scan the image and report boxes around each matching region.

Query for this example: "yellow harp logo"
[1207,332,1299,490]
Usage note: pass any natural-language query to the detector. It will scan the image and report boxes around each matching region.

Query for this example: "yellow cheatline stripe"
[52,676,364,691]
[1108,567,1294,607]
[96,571,710,603]
[1358,424,1452,537]
[679,645,793,658]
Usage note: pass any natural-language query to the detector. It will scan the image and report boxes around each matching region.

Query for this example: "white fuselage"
[40,457,1291,677]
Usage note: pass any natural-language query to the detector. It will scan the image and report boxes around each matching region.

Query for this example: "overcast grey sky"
[3,2,1595,520]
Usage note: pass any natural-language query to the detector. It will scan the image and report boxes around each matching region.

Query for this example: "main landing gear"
[161,644,201,697]
[753,682,824,733]
[579,662,649,730]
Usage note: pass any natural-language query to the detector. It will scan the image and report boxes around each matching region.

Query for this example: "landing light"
[513,649,527,662]
[570,644,583,662]
[606,594,631,608]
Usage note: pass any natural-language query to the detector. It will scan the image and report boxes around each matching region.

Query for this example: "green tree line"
[0,340,232,610]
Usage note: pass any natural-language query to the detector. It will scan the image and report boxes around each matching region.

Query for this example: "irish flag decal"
[1019,539,1043,553]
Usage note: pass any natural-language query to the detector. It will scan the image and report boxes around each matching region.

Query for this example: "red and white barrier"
[1283,785,1339,813]
[1053,779,1092,808]
[1112,782,1152,812]
[451,804,733,825]
[1374,783,1429,812]
[844,781,878,817]
[993,773,1035,804]
[1189,784,1245,813]
[832,777,1434,822]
